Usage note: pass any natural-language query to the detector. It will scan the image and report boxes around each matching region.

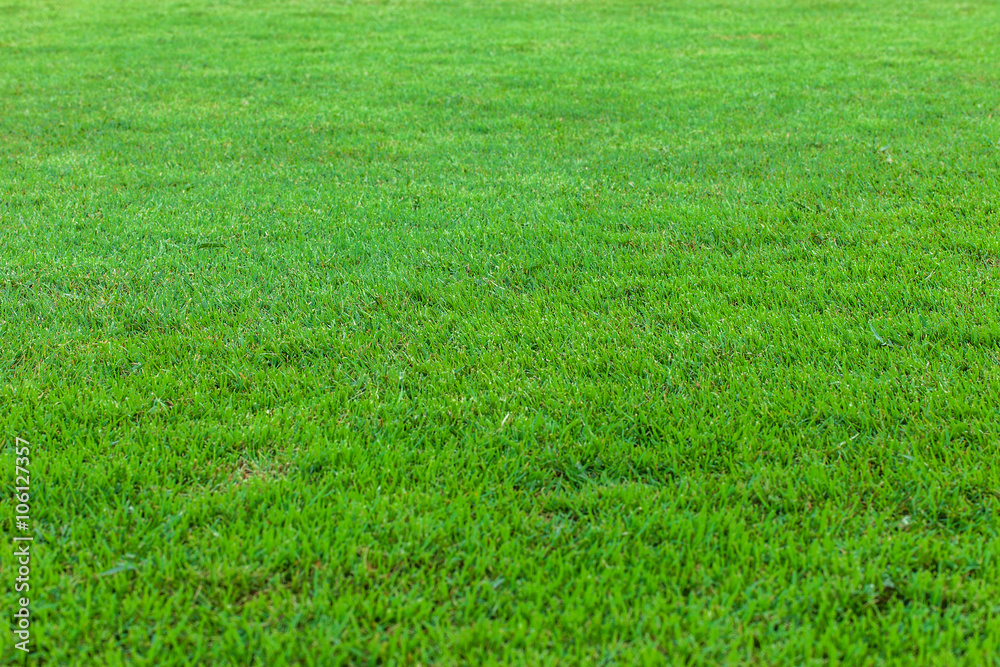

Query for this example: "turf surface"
[2,0,1000,663]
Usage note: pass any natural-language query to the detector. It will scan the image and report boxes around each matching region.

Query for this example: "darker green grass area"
[2,0,1000,664]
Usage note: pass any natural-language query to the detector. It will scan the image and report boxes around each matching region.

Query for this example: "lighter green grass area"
[2,0,1000,664]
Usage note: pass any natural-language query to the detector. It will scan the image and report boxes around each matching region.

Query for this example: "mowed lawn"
[3,0,1000,663]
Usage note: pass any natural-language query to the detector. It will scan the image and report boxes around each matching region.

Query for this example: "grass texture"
[2,0,1000,663]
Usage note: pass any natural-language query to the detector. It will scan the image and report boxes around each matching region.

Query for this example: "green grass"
[3,0,1000,663]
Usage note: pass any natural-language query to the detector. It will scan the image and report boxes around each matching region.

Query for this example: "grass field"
[3,0,1000,663]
